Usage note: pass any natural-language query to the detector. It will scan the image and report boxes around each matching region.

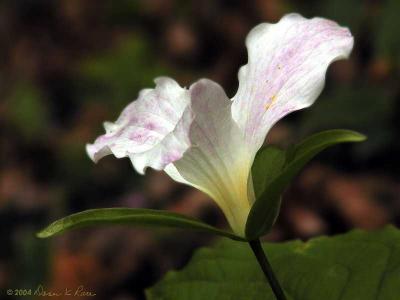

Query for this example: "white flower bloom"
[86,13,354,237]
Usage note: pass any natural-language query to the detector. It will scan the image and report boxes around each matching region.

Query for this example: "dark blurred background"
[0,0,399,299]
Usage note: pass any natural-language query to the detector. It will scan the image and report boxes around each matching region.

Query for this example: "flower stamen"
[265,95,278,110]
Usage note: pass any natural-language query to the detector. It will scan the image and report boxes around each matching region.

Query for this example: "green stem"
[249,239,287,300]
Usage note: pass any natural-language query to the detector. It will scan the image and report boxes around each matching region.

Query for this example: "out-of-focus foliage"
[299,85,395,156]
[4,82,49,140]
[374,0,400,67]
[0,1,399,299]
[78,36,169,111]
[317,0,365,34]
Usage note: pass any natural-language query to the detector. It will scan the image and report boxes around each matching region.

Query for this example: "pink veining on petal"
[86,77,194,172]
[232,14,354,154]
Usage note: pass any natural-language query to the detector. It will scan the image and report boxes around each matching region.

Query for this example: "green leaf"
[37,208,244,241]
[249,146,286,240]
[290,129,366,163]
[246,129,366,239]
[147,225,400,300]
[251,146,286,198]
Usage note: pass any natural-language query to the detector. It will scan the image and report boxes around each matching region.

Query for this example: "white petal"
[86,77,193,173]
[232,13,354,153]
[129,105,193,174]
[165,79,254,236]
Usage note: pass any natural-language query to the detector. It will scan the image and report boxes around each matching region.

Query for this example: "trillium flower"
[86,13,354,237]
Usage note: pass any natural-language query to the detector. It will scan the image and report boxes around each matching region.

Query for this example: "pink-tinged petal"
[86,77,193,174]
[232,13,354,153]
[129,105,193,173]
[165,79,254,236]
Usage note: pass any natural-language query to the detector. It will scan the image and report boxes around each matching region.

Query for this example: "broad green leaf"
[147,225,400,300]
[37,208,244,241]
[246,130,366,239]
